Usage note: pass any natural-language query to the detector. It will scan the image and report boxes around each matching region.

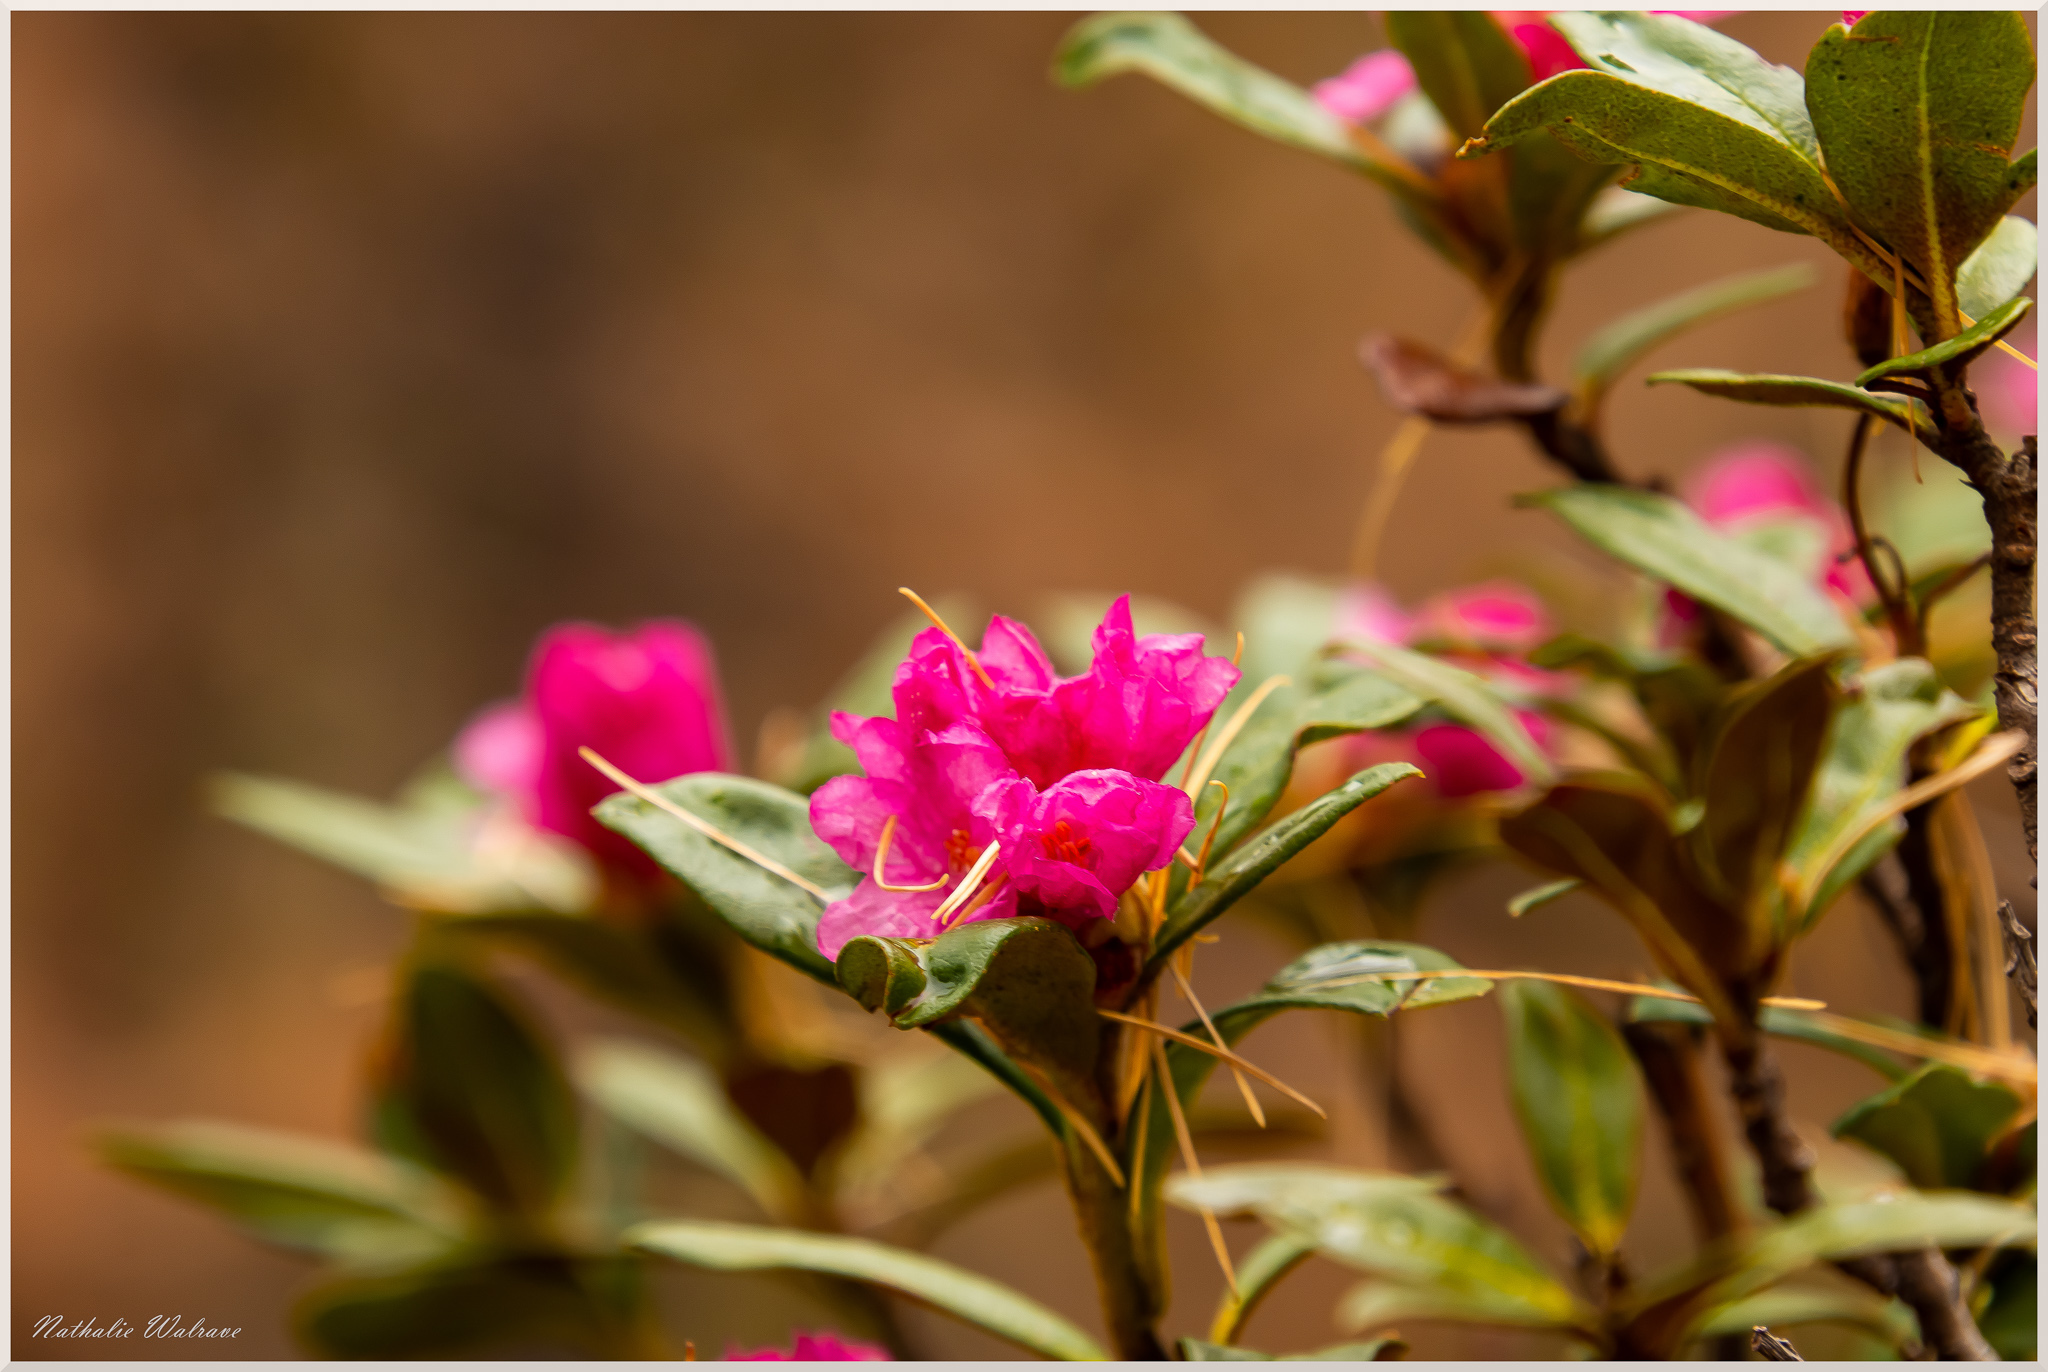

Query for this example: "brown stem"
[1998,900,2037,1031]
[1621,1020,1746,1245]
[1752,1325,1805,1361]
[1895,805,1964,1030]
[1894,1247,2000,1361]
[1521,409,1625,484]
[1716,1031,1817,1216]
[1844,413,1920,652]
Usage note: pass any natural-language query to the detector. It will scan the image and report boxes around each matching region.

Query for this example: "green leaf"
[1170,1163,1596,1334]
[1577,187,1685,251]
[1805,12,2036,336]
[838,917,1101,1109]
[1854,294,2033,388]
[1385,13,1529,143]
[1627,996,1908,1082]
[1499,981,1643,1257]
[1336,638,1553,784]
[1692,1283,1917,1349]
[627,1218,1108,1361]
[1831,1063,2025,1192]
[1520,486,1855,656]
[575,1039,806,1225]
[832,1047,1002,1209]
[211,771,596,915]
[1957,215,2039,322]
[1644,369,1930,435]
[1782,658,1982,927]
[1691,656,1840,921]
[1207,1229,1318,1346]
[1571,263,1816,415]
[1978,1252,2038,1361]
[297,1256,651,1359]
[1191,663,1427,870]
[595,774,852,984]
[1508,878,1582,918]
[380,962,580,1218]
[1181,1336,1405,1361]
[1150,764,1422,972]
[1550,12,1820,160]
[445,912,728,1053]
[1468,69,1869,267]
[97,1120,469,1267]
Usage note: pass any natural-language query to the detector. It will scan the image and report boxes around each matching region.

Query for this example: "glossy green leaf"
[1551,12,1819,160]
[1208,1229,1318,1346]
[1572,263,1816,414]
[1337,639,1552,783]
[380,962,580,1218]
[628,1218,1107,1360]
[1171,1163,1596,1334]
[296,1256,651,1359]
[1191,663,1427,869]
[1150,764,1422,971]
[211,771,595,915]
[575,1039,806,1225]
[840,917,1102,1111]
[1520,486,1854,656]
[1977,1252,2038,1361]
[1182,1336,1404,1361]
[595,774,852,985]
[447,912,728,1053]
[1644,369,1930,435]
[1855,294,2033,388]
[1385,12,1528,142]
[1957,215,2039,322]
[1627,996,1908,1082]
[1831,1063,2025,1192]
[1782,658,1983,927]
[1500,981,1643,1257]
[1806,11,2036,335]
[1469,69,1868,266]
[1692,656,1839,920]
[97,1120,469,1267]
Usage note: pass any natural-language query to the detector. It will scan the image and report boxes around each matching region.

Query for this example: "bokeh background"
[15,10,2037,1360]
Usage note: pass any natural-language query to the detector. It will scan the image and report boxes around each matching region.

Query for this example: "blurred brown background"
[14,10,2035,1360]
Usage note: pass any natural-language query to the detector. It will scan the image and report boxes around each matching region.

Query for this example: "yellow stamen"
[579,748,830,902]
[930,839,1003,928]
[1100,1009,1327,1120]
[898,586,996,691]
[871,814,950,893]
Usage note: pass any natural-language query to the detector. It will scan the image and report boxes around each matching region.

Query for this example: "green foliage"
[1644,369,1930,434]
[1956,215,2039,320]
[575,1039,808,1225]
[1150,764,1423,971]
[211,770,595,914]
[627,1218,1109,1360]
[594,774,852,984]
[1507,878,1581,918]
[97,1120,471,1268]
[378,962,580,1222]
[1805,12,2036,336]
[1499,981,1642,1257]
[1519,487,1854,656]
[1181,1336,1405,1361]
[1977,1252,2039,1360]
[296,1255,652,1359]
[1627,997,1908,1083]
[1831,1063,2026,1192]
[1207,1229,1317,1346]
[1338,639,1553,783]
[1854,294,2033,388]
[1570,263,1815,418]
[1691,1282,1917,1352]
[1169,1163,1598,1337]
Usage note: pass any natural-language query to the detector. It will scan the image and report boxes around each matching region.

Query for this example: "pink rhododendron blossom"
[455,621,736,871]
[1417,582,1550,652]
[1842,12,1868,26]
[1414,711,1554,798]
[1978,345,2038,437]
[810,598,1228,959]
[1680,442,1872,603]
[1312,49,1417,125]
[727,1331,890,1361]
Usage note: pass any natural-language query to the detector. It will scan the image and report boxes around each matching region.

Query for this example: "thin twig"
[1751,1326,1803,1361]
[1153,1036,1239,1298]
[2000,901,2038,1030]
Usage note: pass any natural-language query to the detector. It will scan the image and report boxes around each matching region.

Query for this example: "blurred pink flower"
[455,620,736,873]
[1416,713,1553,798]
[809,598,1219,959]
[1977,344,2038,437]
[727,1331,890,1361]
[1680,442,1872,603]
[1418,582,1551,652]
[1842,12,1868,26]
[1313,49,1417,125]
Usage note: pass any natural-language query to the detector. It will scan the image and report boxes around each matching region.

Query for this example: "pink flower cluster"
[455,621,736,875]
[1313,11,1739,126]
[727,1330,889,1361]
[1339,581,1559,799]
[808,598,1239,960]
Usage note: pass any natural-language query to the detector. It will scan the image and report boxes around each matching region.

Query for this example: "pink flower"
[1414,711,1554,798]
[809,599,1222,960]
[1978,344,2038,438]
[1417,582,1550,652]
[454,621,736,873]
[1680,442,1872,603]
[1841,11,1868,26]
[727,1330,890,1361]
[1490,12,1588,82]
[1313,49,1417,125]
